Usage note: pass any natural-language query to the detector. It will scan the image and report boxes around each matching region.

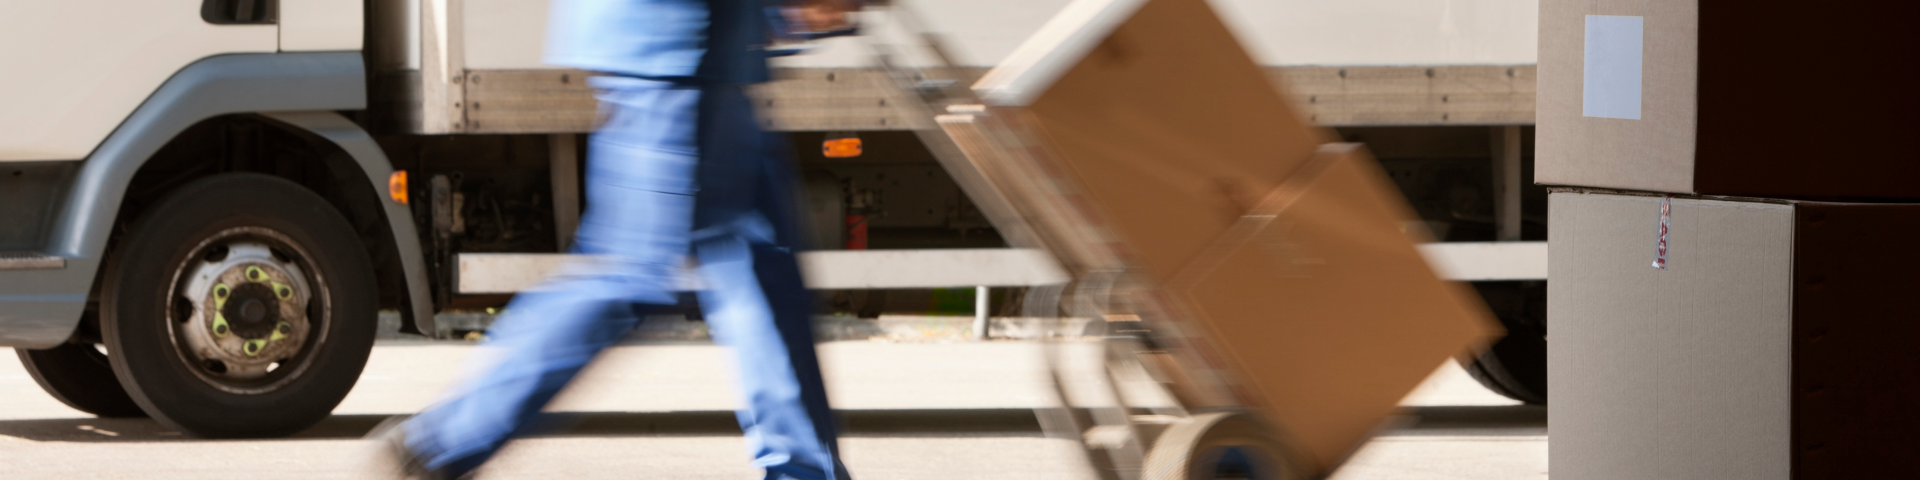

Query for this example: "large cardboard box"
[1169,144,1496,473]
[1535,1,1920,199]
[1549,191,1920,479]
[974,0,1324,283]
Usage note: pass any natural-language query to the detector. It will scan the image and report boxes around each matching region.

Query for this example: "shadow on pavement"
[0,409,1046,443]
[0,405,1547,443]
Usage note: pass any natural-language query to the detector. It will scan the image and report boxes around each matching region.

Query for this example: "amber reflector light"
[388,170,409,204]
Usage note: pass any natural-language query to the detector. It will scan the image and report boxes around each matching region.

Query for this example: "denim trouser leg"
[398,76,847,480]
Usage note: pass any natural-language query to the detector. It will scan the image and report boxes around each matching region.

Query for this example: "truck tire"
[99,173,378,437]
[1461,321,1547,405]
[16,342,147,417]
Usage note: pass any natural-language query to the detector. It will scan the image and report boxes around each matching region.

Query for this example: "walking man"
[369,0,858,478]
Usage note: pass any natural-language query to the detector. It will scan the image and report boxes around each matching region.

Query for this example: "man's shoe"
[362,416,450,480]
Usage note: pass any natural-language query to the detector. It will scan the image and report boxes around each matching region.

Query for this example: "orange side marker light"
[388,170,409,205]
[823,132,862,158]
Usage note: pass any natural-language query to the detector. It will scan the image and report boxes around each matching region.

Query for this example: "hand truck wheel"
[1142,411,1312,480]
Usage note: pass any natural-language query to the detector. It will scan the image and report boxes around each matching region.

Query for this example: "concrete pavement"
[0,340,1544,479]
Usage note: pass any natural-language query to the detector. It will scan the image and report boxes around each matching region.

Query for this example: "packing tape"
[1653,195,1671,269]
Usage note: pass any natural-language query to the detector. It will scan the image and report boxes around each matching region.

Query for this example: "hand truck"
[852,1,1499,478]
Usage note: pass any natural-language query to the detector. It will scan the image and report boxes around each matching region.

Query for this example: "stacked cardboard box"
[1549,194,1920,479]
[1539,1,1920,478]
[1536,0,1920,199]
[1167,144,1494,473]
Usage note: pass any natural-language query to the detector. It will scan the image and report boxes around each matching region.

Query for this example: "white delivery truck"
[0,0,1545,437]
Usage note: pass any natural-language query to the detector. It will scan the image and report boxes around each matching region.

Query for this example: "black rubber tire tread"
[1461,321,1548,405]
[100,173,378,438]
[16,343,148,417]
[1142,411,1313,480]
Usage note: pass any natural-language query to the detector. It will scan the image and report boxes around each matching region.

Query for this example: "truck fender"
[261,111,436,336]
[0,52,432,347]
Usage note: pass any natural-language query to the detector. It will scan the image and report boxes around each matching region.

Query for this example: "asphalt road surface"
[1,340,1546,479]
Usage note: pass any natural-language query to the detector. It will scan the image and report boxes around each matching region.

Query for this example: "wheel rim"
[166,227,331,394]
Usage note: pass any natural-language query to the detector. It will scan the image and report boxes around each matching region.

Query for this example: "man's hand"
[789,0,859,33]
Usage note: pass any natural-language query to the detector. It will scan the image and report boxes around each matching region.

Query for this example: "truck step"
[0,252,65,271]
[1416,241,1548,282]
[455,249,1073,294]
[454,243,1546,294]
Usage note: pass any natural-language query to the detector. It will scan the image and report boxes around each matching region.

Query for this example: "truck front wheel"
[100,173,378,437]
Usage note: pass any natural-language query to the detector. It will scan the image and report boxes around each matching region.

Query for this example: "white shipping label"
[1583,15,1644,120]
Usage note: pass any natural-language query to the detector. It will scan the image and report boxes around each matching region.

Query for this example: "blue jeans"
[400,76,850,480]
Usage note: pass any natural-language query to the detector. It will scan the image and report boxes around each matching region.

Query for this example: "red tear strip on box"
[1653,195,1671,269]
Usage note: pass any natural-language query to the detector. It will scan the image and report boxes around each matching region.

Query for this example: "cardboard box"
[1549,191,1920,479]
[1535,1,1920,199]
[1170,144,1497,473]
[975,0,1325,283]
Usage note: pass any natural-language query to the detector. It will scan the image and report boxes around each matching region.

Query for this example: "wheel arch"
[257,111,435,336]
[2,52,432,348]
